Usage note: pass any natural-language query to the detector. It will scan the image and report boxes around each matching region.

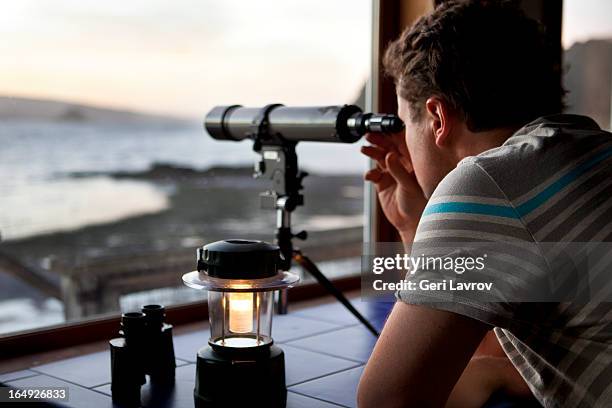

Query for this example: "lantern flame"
[228,292,253,333]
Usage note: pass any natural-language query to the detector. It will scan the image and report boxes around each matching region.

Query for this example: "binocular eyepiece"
[110,304,176,407]
[204,104,404,144]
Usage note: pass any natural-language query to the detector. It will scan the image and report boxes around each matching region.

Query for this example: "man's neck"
[454,126,518,162]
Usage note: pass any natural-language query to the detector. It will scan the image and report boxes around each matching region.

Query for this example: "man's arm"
[446,354,533,408]
[357,301,489,408]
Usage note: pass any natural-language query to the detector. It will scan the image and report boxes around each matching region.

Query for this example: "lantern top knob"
[197,239,281,280]
[184,239,298,291]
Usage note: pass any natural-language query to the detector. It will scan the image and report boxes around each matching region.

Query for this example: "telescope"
[204,104,404,144]
[201,103,397,336]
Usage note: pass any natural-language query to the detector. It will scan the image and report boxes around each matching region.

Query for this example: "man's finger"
[365,168,395,191]
[364,167,383,182]
[361,145,387,162]
[386,152,416,187]
[365,133,398,153]
[394,133,411,158]
[399,155,414,173]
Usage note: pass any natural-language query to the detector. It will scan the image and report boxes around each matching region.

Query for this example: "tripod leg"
[293,251,379,337]
[277,289,288,314]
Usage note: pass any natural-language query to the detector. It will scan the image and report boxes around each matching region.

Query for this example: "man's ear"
[425,97,453,147]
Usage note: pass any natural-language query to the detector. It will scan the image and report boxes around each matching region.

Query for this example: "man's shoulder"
[458,114,612,202]
[424,158,521,224]
[431,157,503,201]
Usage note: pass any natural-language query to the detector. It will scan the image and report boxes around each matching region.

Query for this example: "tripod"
[251,105,379,337]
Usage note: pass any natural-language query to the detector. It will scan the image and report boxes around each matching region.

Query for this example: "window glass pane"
[0,0,371,335]
[563,0,612,130]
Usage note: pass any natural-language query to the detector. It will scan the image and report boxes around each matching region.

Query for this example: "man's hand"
[361,132,427,242]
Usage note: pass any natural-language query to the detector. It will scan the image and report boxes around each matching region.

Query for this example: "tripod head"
[204,104,404,270]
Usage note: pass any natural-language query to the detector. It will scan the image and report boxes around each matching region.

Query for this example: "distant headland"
[0,95,188,125]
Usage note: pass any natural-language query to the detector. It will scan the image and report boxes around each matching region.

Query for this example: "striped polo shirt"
[397,114,612,407]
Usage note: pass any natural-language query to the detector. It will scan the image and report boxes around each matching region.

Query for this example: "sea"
[0,120,367,334]
[0,120,366,241]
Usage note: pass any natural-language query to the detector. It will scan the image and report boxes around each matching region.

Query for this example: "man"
[357,1,612,407]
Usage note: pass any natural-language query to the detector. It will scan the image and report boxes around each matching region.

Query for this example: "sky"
[1,0,610,119]
[562,0,612,48]
[0,0,371,119]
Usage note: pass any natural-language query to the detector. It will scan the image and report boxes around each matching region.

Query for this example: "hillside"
[0,96,187,124]
[564,39,612,128]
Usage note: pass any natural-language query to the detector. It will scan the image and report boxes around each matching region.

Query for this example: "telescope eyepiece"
[346,112,405,137]
[368,114,405,134]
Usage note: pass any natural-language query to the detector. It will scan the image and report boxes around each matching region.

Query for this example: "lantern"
[182,239,299,407]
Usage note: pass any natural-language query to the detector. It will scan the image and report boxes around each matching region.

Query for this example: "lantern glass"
[208,290,274,349]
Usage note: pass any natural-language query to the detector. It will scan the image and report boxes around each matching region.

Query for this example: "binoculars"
[109,304,176,407]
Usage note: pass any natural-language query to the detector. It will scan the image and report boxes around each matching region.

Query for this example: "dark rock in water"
[68,162,360,182]
[111,163,254,180]
[199,165,254,177]
[112,163,206,180]
[59,107,87,122]
[68,163,255,181]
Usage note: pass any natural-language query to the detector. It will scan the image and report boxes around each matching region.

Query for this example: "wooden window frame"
[0,0,562,361]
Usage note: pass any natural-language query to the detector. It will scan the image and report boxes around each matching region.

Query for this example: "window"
[563,0,612,130]
[0,0,371,335]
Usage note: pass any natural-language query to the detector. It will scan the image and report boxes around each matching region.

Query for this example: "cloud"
[0,0,370,118]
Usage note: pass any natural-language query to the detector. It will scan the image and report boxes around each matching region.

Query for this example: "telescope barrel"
[204,105,404,144]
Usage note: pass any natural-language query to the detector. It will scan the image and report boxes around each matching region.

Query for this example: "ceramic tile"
[289,366,364,408]
[294,300,393,330]
[283,344,360,386]
[287,326,378,363]
[34,350,187,389]
[172,329,209,362]
[273,314,342,343]
[0,369,37,383]
[33,351,110,388]
[287,391,346,407]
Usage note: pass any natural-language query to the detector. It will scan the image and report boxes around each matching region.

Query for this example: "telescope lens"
[346,113,405,137]
[204,105,242,141]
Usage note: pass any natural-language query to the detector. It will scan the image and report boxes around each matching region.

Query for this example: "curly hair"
[383,0,565,131]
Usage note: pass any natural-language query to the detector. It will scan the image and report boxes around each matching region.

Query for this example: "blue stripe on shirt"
[422,146,612,219]
[422,202,519,218]
[515,146,612,216]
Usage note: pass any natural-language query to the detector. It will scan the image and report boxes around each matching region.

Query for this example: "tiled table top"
[0,300,393,408]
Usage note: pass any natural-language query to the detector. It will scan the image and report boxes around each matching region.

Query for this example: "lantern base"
[194,344,286,408]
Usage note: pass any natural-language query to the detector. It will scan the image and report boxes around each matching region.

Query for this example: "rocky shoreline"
[1,163,364,276]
